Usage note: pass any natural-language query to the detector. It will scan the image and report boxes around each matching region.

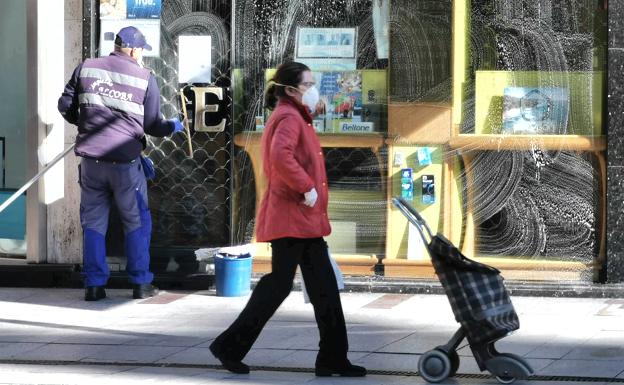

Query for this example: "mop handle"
[178,90,193,157]
[0,143,76,214]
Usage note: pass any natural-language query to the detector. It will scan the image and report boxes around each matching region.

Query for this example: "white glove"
[303,188,318,207]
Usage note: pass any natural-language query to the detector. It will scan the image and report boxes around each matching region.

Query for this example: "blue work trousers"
[78,157,153,287]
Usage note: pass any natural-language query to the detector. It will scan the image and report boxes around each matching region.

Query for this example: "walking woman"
[209,62,366,377]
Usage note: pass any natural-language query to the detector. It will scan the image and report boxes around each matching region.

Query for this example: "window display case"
[80,0,608,283]
[442,0,608,281]
[231,0,390,274]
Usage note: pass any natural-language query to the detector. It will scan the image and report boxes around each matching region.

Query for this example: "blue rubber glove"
[171,118,185,134]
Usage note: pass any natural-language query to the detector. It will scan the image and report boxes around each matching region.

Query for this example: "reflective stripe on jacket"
[75,53,151,162]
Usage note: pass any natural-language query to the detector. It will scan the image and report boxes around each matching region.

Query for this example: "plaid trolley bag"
[392,198,533,384]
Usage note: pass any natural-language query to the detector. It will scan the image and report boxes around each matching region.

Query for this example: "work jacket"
[58,51,173,162]
[255,98,331,242]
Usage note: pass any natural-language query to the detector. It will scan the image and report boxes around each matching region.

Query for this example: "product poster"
[126,0,162,19]
[315,71,364,132]
[99,19,161,57]
[295,27,357,71]
[502,87,569,134]
[100,0,126,20]
[296,27,356,58]
[178,35,212,83]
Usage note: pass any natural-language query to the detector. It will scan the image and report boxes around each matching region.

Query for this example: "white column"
[38,0,65,205]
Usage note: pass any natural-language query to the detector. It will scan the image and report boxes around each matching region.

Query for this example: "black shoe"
[209,340,250,374]
[315,361,367,377]
[84,286,106,301]
[133,284,159,299]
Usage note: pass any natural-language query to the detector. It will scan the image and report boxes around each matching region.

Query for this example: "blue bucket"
[214,253,253,297]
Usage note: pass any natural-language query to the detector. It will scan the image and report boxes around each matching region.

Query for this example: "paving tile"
[377,327,457,354]
[0,342,46,359]
[0,328,58,344]
[538,359,624,377]
[14,343,111,361]
[123,334,211,347]
[347,325,418,352]
[82,345,187,363]
[269,349,319,368]
[0,371,110,385]
[115,366,217,381]
[245,348,295,366]
[0,363,133,375]
[222,370,315,384]
[523,357,555,373]
[156,347,218,366]
[525,339,580,359]
[307,373,407,385]
[252,322,318,350]
[2,289,624,383]
[0,289,37,302]
[563,330,624,361]
[137,292,191,305]
[493,332,545,357]
[48,330,138,345]
[352,352,420,373]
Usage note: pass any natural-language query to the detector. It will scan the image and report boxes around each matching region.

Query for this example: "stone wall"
[47,0,83,264]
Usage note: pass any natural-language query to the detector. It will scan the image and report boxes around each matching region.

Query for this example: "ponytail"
[264,82,278,110]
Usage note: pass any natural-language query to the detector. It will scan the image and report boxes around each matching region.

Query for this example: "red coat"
[255,98,331,242]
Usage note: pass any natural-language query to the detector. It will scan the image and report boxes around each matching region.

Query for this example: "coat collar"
[277,97,313,124]
[109,51,141,66]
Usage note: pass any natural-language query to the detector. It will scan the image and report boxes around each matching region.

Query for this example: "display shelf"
[251,240,378,275]
[383,256,588,281]
[234,131,386,270]
[234,131,385,208]
[449,134,606,152]
[387,103,451,144]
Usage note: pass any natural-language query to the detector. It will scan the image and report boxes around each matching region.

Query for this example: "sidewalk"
[0,287,623,384]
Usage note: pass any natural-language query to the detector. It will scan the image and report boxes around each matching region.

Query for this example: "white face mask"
[301,86,320,113]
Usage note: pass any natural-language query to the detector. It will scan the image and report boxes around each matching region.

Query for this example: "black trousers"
[212,237,349,364]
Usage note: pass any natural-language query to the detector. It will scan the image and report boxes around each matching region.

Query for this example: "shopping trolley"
[392,197,534,384]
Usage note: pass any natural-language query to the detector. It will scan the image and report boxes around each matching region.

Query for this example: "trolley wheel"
[418,349,451,383]
[485,355,532,383]
[496,375,516,384]
[448,350,460,377]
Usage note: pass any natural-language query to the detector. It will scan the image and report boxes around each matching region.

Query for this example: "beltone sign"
[339,122,374,132]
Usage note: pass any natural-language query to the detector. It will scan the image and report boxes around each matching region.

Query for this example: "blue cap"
[115,26,152,51]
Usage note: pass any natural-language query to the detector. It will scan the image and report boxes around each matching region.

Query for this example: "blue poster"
[126,0,162,19]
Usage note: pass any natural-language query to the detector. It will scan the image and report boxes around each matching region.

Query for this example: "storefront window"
[450,0,607,281]
[90,0,608,282]
[232,0,390,260]
[232,0,607,281]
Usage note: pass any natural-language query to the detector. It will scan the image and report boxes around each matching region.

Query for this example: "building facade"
[2,0,623,287]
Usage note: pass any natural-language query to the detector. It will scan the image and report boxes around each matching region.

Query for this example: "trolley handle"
[392,197,434,242]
